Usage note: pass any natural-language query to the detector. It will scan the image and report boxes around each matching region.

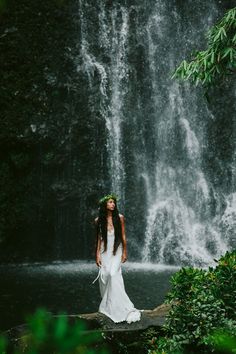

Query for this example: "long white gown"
[92,228,141,323]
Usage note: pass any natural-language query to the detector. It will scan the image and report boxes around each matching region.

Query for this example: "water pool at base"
[0,260,179,331]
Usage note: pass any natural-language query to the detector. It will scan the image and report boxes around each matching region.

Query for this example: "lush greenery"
[172,7,236,87]
[0,308,108,353]
[146,250,236,353]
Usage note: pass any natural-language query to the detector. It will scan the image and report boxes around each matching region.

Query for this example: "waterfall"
[77,0,129,202]
[76,0,235,266]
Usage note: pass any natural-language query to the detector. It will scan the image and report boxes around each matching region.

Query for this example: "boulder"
[3,304,171,353]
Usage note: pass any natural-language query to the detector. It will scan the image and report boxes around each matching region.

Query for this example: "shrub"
[147,250,236,354]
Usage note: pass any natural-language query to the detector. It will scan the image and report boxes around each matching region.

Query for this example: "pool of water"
[0,260,179,331]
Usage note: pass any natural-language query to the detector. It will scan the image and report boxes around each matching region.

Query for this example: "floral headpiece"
[99,193,118,205]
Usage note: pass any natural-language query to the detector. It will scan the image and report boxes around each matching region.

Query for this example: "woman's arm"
[94,217,102,267]
[120,214,127,263]
[96,238,102,267]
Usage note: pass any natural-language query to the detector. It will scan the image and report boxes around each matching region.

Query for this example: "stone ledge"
[76,303,170,331]
[2,303,171,344]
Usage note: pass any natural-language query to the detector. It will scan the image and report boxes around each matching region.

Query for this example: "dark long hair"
[95,198,123,256]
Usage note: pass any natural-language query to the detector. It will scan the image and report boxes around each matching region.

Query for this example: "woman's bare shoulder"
[94,216,99,224]
[119,213,125,220]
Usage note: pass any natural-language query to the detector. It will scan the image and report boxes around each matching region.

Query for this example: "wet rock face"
[0,0,108,261]
[0,0,235,264]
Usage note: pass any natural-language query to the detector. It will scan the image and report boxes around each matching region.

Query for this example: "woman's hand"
[121,252,127,263]
[96,254,102,267]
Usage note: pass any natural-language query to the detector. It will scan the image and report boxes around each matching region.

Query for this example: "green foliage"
[0,335,7,353]
[0,307,108,354]
[172,7,236,87]
[165,267,207,303]
[147,250,236,354]
[205,325,236,353]
[212,251,236,319]
[0,0,6,12]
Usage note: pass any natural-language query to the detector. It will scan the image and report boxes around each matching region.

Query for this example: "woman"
[92,193,141,323]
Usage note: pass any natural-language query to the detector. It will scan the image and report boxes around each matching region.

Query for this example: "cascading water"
[77,0,235,266]
[141,80,229,267]
[77,0,129,202]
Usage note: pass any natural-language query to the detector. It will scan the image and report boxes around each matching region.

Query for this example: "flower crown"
[99,193,118,205]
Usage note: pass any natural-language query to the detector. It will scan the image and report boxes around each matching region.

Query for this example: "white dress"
[92,228,141,323]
